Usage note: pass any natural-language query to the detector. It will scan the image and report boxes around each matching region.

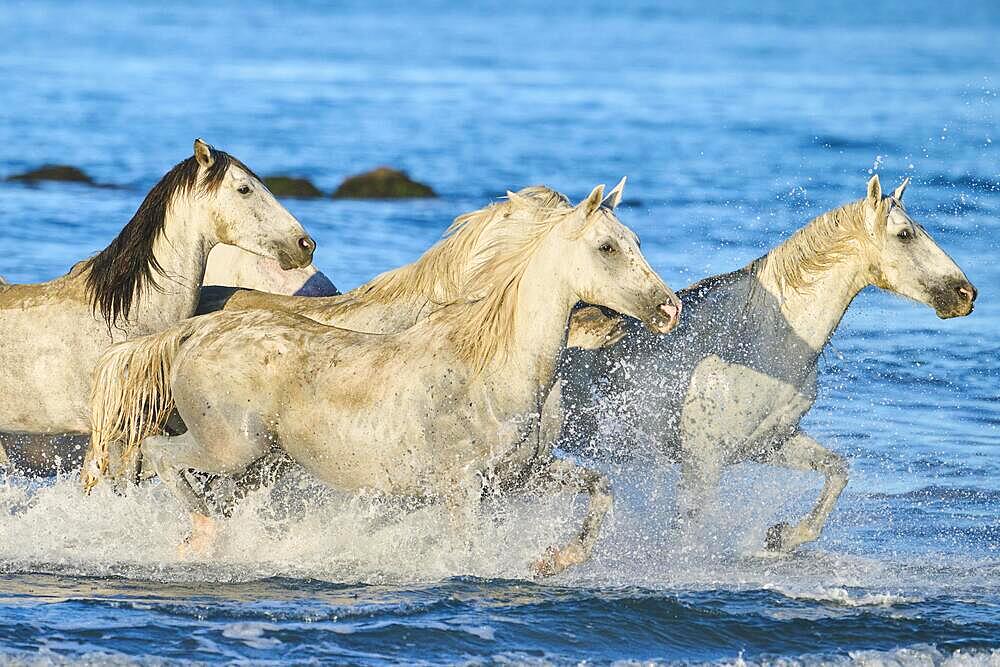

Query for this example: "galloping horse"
[86,184,680,574]
[85,183,629,489]
[0,139,315,443]
[559,175,977,551]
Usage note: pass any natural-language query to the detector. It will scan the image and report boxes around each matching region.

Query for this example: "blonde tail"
[81,322,194,492]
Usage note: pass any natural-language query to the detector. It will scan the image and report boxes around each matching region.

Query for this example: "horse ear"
[866,174,882,206]
[600,177,627,210]
[892,176,910,201]
[194,138,215,169]
[580,184,606,217]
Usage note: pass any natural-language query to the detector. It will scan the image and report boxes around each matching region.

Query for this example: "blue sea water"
[1,0,999,664]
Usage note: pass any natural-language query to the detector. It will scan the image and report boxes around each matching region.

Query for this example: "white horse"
[83,184,630,488]
[86,184,681,574]
[0,139,315,440]
[560,175,977,551]
[0,244,336,475]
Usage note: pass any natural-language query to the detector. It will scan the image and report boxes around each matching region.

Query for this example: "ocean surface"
[1,1,998,664]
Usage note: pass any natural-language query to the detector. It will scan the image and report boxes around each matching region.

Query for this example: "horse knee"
[824,453,849,484]
[586,470,610,496]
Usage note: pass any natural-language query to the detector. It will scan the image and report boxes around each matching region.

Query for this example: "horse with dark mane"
[0,139,315,447]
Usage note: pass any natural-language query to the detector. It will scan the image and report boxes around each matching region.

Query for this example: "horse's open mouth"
[646,301,681,334]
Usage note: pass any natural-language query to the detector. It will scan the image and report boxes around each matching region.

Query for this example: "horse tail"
[0,274,8,287]
[81,321,195,492]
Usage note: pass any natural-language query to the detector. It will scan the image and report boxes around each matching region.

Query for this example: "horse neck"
[491,242,578,402]
[126,195,217,335]
[756,208,871,352]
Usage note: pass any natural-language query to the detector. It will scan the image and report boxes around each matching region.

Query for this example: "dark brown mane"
[84,147,257,329]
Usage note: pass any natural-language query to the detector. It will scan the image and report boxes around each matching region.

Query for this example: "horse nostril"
[298,236,316,253]
[957,283,976,302]
[658,302,677,322]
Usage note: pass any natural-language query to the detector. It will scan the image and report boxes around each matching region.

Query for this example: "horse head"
[561,179,681,333]
[191,139,315,270]
[861,174,976,318]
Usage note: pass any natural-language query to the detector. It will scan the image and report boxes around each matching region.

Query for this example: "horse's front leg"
[442,467,485,556]
[527,459,613,577]
[675,426,724,527]
[760,431,848,552]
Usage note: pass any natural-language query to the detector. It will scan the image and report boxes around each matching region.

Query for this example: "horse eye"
[898,228,913,241]
[237,184,252,195]
[599,242,616,254]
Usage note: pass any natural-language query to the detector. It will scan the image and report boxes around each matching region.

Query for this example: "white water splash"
[1,460,995,603]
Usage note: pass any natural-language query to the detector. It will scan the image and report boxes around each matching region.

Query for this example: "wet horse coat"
[560,176,977,551]
[85,184,681,574]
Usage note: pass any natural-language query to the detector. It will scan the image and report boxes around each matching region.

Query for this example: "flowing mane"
[84,147,258,328]
[438,190,602,373]
[356,185,571,306]
[752,197,887,295]
[285,186,572,324]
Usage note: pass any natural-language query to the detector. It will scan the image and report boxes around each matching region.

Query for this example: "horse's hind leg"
[760,431,848,552]
[142,428,265,555]
[142,432,215,513]
[527,459,613,576]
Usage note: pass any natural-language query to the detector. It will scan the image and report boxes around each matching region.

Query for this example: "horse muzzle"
[644,298,682,334]
[933,278,977,319]
[276,235,317,270]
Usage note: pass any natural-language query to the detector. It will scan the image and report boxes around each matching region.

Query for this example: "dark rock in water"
[332,167,436,199]
[263,175,324,198]
[6,164,96,185]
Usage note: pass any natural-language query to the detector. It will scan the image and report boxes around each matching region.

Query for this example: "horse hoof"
[765,522,792,551]
[532,546,561,578]
[532,543,586,577]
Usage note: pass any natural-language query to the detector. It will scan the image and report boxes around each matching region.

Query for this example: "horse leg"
[141,432,218,554]
[761,431,848,552]
[538,381,564,456]
[202,449,293,516]
[675,442,723,527]
[527,459,613,576]
[141,427,266,556]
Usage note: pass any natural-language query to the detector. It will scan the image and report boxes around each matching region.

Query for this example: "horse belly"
[681,354,812,462]
[0,305,105,432]
[281,405,433,494]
